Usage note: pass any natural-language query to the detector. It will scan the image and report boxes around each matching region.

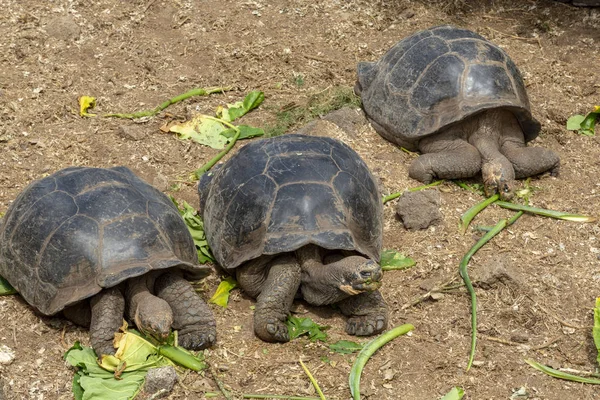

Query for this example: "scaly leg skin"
[501,140,560,179]
[155,272,216,350]
[250,255,301,342]
[337,290,388,336]
[89,287,125,357]
[410,135,482,183]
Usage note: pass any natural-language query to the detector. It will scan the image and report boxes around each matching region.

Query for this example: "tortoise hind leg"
[154,272,216,350]
[239,254,301,342]
[337,290,388,336]
[89,287,125,356]
[409,135,482,183]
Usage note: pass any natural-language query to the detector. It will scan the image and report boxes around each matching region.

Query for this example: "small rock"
[118,125,146,141]
[395,189,442,230]
[142,366,178,399]
[45,16,80,42]
[0,345,15,365]
[320,108,368,137]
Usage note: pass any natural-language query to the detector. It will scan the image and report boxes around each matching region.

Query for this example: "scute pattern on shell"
[0,166,207,315]
[202,134,383,270]
[357,25,540,150]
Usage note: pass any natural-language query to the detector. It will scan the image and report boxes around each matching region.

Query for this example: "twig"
[299,359,326,400]
[487,27,542,48]
[401,277,458,310]
[304,54,336,63]
[527,297,589,330]
[382,180,444,204]
[209,364,233,400]
[480,334,522,346]
[104,87,231,119]
[147,389,169,400]
[558,368,600,378]
[532,336,561,351]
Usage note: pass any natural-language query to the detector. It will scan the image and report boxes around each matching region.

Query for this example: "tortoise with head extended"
[0,166,216,356]
[199,134,388,342]
[356,25,560,200]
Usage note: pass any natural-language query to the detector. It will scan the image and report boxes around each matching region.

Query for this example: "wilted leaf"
[0,276,16,295]
[380,250,416,271]
[169,115,228,149]
[441,387,465,400]
[286,316,329,342]
[171,197,214,264]
[99,333,160,372]
[209,277,238,307]
[78,96,97,117]
[329,340,363,354]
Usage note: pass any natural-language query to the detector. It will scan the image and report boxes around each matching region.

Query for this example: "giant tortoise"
[356,25,560,200]
[0,166,216,356]
[199,134,388,342]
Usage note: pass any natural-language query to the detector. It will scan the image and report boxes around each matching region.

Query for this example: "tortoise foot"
[346,314,387,336]
[178,325,217,350]
[254,316,290,342]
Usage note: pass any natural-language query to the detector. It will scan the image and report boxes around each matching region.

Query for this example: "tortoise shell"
[200,134,383,270]
[356,25,541,150]
[0,166,209,315]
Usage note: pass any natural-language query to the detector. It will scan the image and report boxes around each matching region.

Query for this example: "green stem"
[299,359,326,400]
[382,180,444,204]
[349,324,415,400]
[459,211,523,372]
[459,194,500,234]
[104,87,231,119]
[0,275,16,295]
[157,345,206,371]
[525,359,600,384]
[243,395,321,400]
[193,129,241,179]
[495,201,596,222]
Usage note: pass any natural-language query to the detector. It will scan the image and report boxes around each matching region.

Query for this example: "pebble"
[0,345,15,365]
[142,366,178,399]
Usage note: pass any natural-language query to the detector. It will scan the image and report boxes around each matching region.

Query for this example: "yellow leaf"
[209,277,238,307]
[98,332,159,372]
[78,96,97,117]
[594,105,600,113]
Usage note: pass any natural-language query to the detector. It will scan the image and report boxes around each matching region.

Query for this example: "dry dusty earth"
[1,0,600,399]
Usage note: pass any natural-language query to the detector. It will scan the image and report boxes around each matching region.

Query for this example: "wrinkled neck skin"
[296,245,381,306]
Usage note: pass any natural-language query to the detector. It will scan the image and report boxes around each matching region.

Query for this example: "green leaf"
[169,115,228,149]
[209,277,239,307]
[0,275,16,295]
[329,340,363,354]
[72,374,84,400]
[286,316,329,342]
[171,197,215,264]
[78,372,145,400]
[221,125,265,140]
[594,297,600,366]
[219,91,265,122]
[566,114,585,131]
[525,359,600,384]
[380,250,416,271]
[441,387,465,400]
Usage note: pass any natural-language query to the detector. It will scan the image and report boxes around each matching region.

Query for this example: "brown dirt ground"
[1,0,600,399]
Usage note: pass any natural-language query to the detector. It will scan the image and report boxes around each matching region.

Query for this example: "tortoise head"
[482,160,515,201]
[301,255,383,306]
[133,299,173,342]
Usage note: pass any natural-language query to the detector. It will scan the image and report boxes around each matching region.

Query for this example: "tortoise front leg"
[89,287,125,356]
[249,254,301,342]
[337,290,388,336]
[154,272,216,350]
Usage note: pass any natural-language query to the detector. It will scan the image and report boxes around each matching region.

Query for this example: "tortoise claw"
[346,314,387,336]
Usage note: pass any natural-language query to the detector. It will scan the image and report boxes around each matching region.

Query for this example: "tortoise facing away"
[0,166,216,356]
[199,134,388,342]
[356,25,560,200]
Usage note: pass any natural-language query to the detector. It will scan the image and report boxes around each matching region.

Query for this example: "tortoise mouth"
[339,280,382,295]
